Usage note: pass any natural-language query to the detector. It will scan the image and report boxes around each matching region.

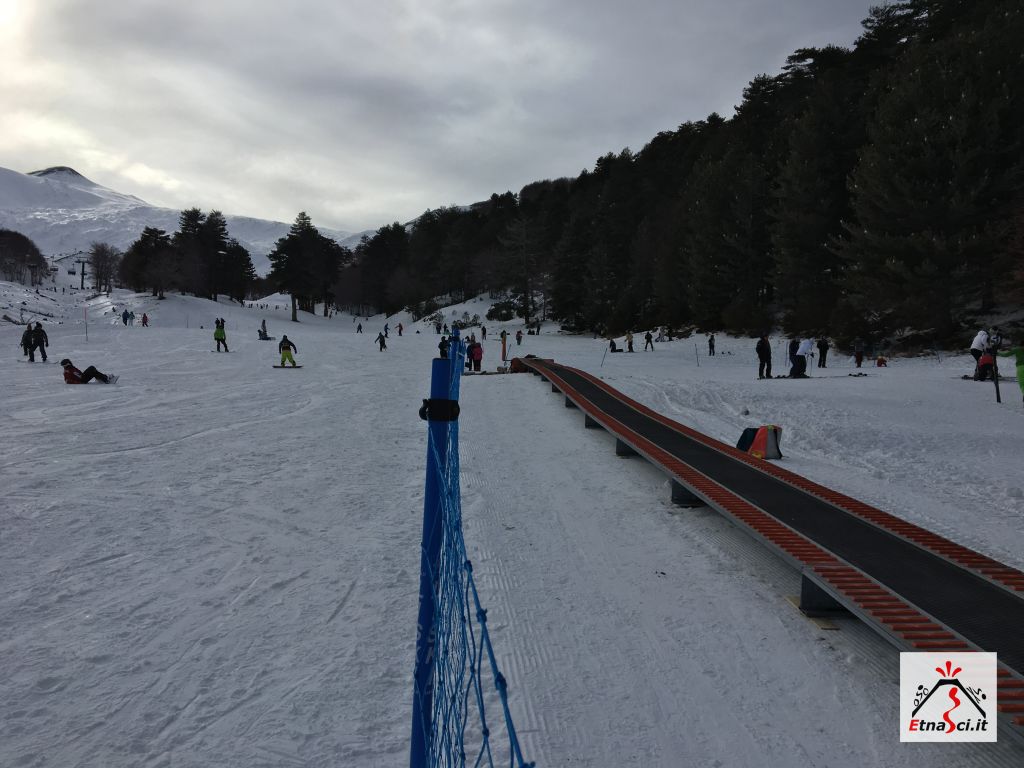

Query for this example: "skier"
[469,339,483,371]
[61,358,116,384]
[384,323,389,338]
[398,322,403,337]
[128,311,135,327]
[852,337,865,368]
[141,313,149,327]
[357,323,363,334]
[375,332,387,351]
[708,333,716,356]
[214,319,229,352]
[789,338,800,370]
[516,329,523,346]
[481,325,487,340]
[279,335,298,366]
[792,338,814,378]
[997,342,1024,407]
[644,331,654,351]
[28,322,49,362]
[970,329,989,377]
[20,323,32,357]
[756,334,772,379]
[438,336,450,359]
[121,309,129,326]
[626,331,634,352]
[816,337,830,368]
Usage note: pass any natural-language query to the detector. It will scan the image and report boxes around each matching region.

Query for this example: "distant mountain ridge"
[0,166,367,275]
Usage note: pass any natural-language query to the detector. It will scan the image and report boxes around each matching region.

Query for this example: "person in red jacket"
[61,358,117,384]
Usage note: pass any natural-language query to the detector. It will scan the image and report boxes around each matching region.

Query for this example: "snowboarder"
[375,332,387,351]
[481,325,487,340]
[516,329,523,346]
[756,335,772,379]
[384,323,389,338]
[260,318,268,339]
[438,336,450,359]
[20,323,32,357]
[121,309,129,326]
[141,313,149,327]
[398,322,403,337]
[61,358,116,384]
[279,335,298,366]
[214,319,229,352]
[356,322,363,334]
[626,331,634,352]
[788,338,800,370]
[28,322,48,362]
[609,339,621,353]
[997,342,1024,407]
[708,334,716,356]
[816,337,830,368]
[644,331,653,351]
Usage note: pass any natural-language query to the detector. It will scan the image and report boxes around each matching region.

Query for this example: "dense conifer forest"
[339,0,1023,345]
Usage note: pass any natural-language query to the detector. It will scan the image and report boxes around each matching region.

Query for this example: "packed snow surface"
[2,284,1023,767]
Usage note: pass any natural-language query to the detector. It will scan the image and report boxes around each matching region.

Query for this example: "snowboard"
[258,337,277,341]
[273,365,303,368]
[210,350,232,352]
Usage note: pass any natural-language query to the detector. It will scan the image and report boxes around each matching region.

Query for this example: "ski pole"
[993,354,1002,404]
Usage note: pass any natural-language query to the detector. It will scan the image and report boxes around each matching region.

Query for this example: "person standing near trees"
[816,337,830,368]
[214,318,229,352]
[756,334,772,379]
[852,336,866,368]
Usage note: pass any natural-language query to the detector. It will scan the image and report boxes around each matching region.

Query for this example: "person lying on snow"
[61,359,117,384]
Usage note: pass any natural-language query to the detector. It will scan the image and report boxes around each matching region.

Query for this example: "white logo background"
[900,652,997,743]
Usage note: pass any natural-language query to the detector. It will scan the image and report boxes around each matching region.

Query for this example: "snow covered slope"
[1,284,1022,767]
[0,166,363,275]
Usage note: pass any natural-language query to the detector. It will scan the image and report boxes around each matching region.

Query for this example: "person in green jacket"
[998,344,1024,406]
[214,318,229,352]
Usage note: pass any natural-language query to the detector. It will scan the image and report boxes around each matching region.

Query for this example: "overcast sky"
[1,0,873,233]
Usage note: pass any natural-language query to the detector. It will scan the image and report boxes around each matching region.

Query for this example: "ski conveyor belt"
[518,357,1024,730]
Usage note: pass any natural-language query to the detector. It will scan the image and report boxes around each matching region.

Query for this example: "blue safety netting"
[412,333,534,768]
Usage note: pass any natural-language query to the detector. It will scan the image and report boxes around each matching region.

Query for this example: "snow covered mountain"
[0,166,366,275]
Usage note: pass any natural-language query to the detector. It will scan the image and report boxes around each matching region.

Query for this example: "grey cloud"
[6,0,874,231]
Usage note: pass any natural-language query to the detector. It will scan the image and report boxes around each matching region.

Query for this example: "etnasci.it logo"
[900,653,996,742]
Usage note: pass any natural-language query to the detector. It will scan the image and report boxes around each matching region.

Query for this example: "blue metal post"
[411,356,455,768]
